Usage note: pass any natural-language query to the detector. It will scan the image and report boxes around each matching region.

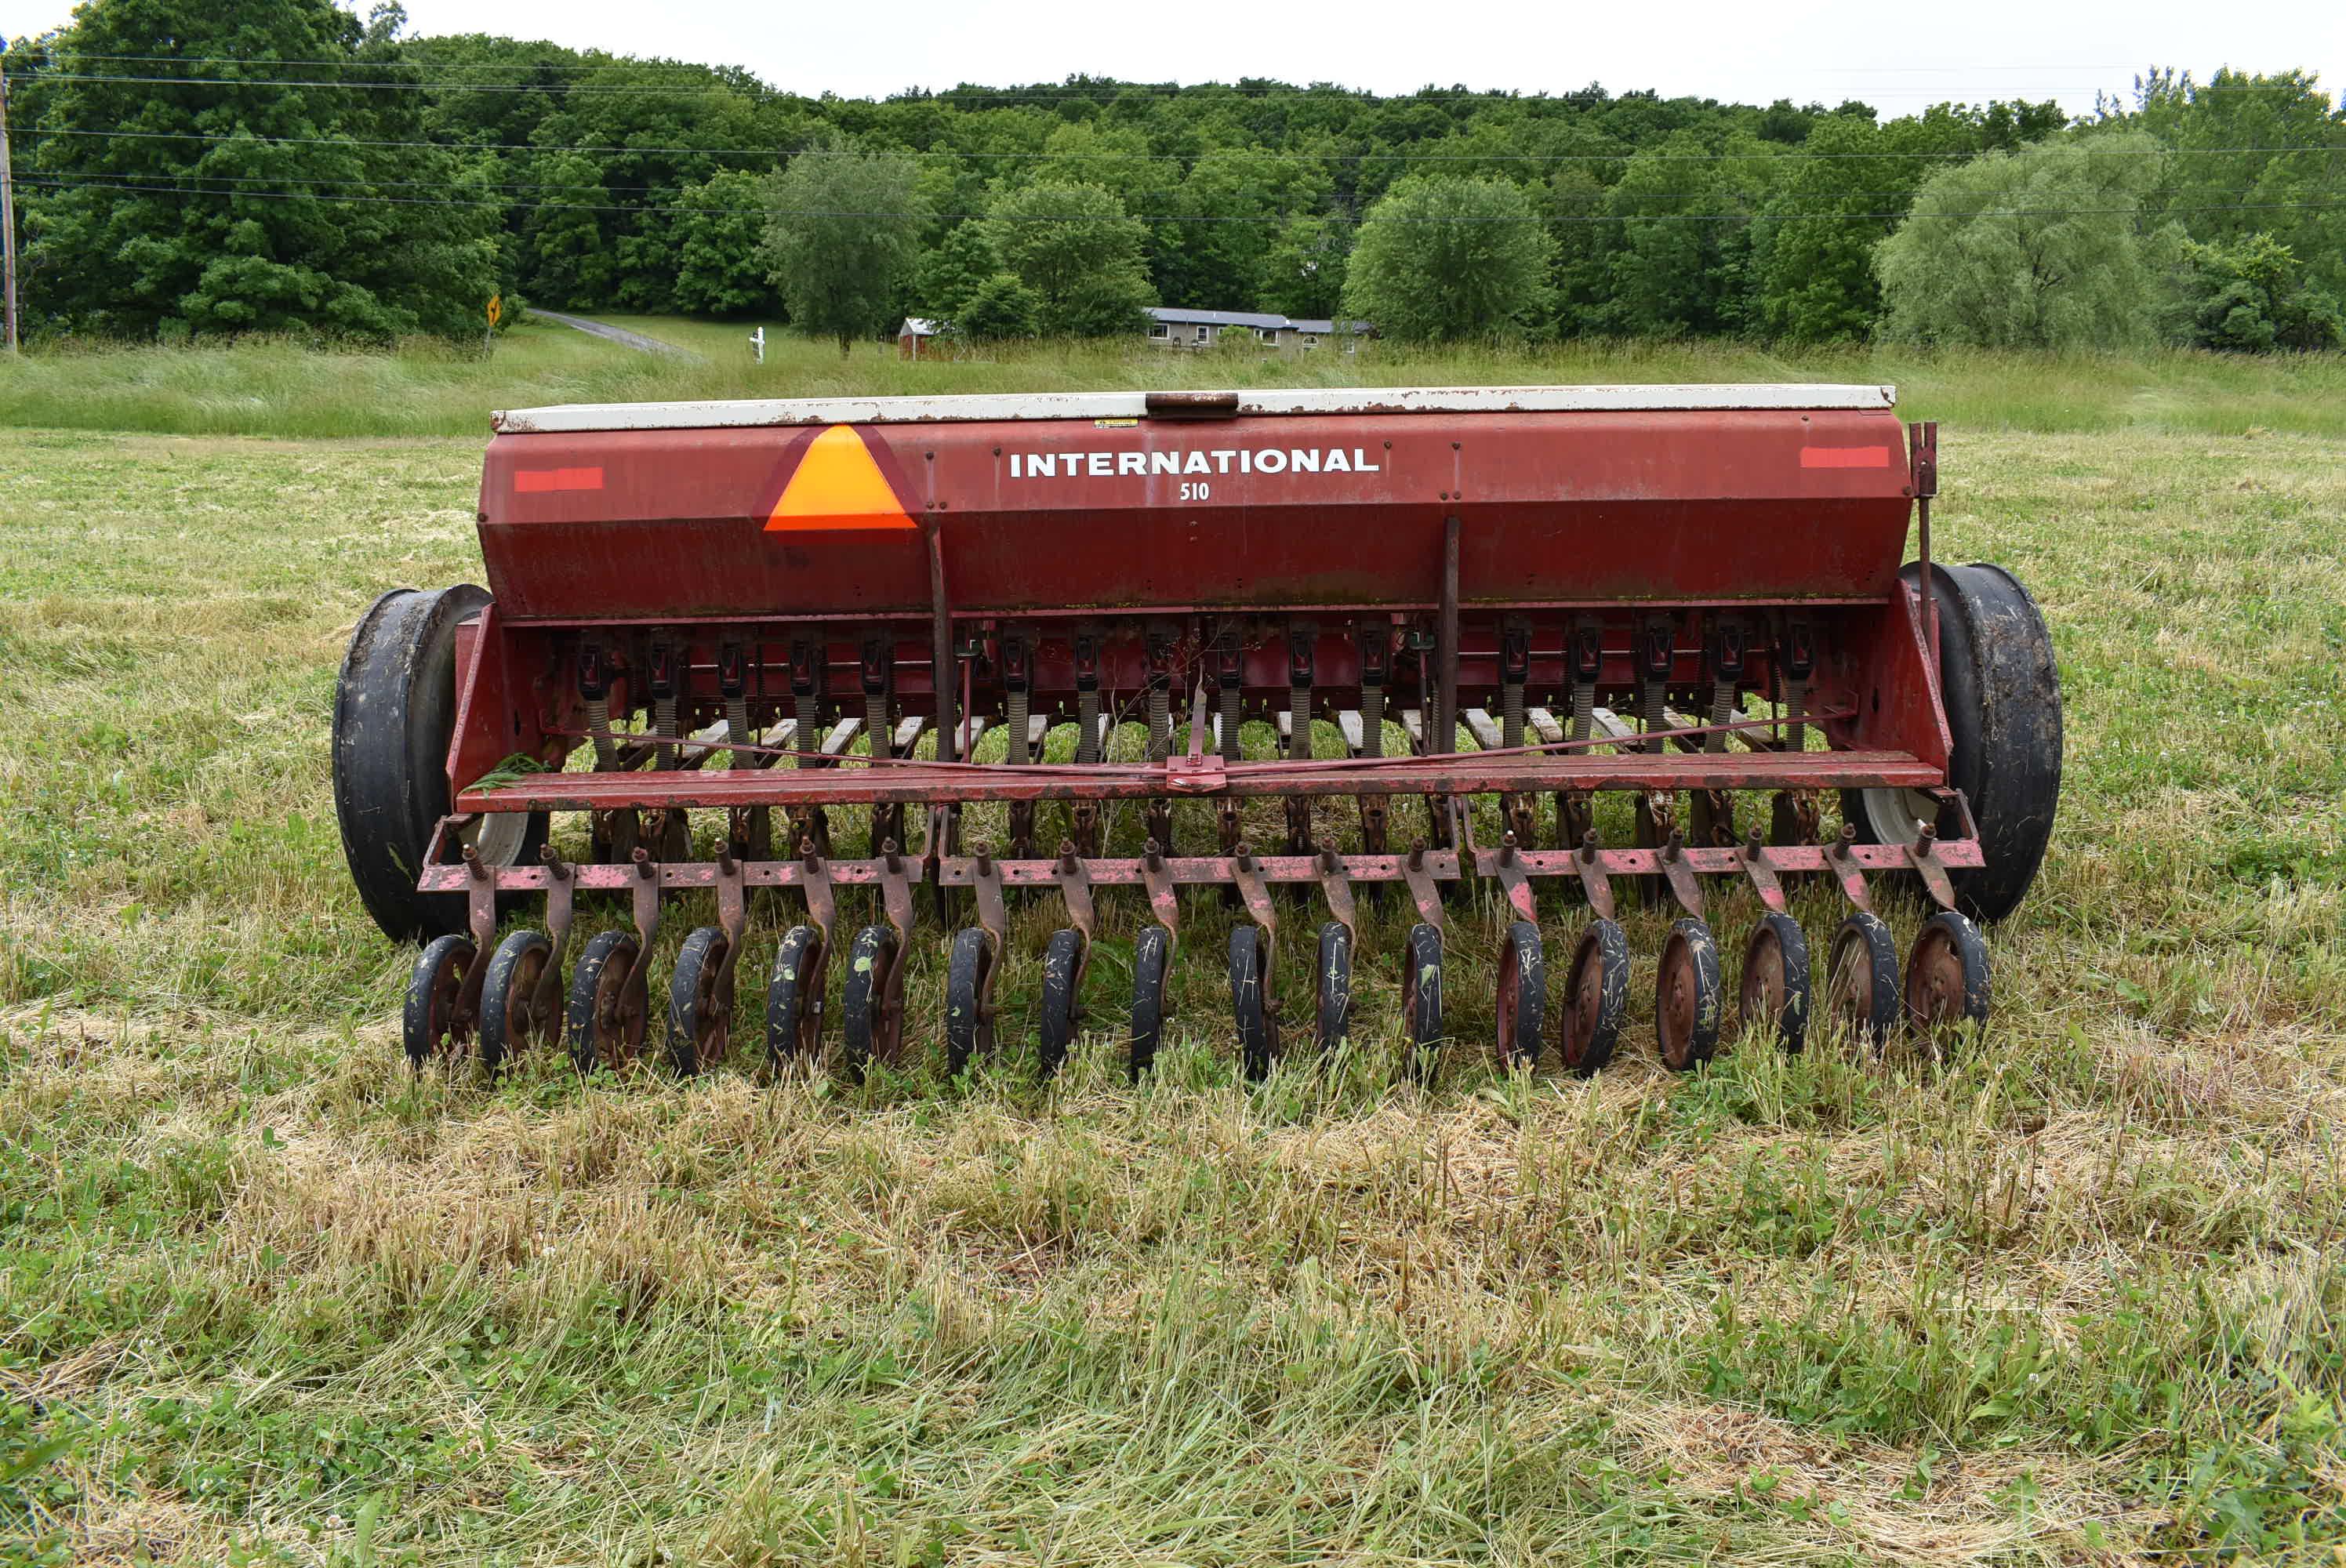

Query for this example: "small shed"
[898,318,942,359]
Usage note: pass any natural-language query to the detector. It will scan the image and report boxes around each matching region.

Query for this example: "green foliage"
[2170,234,2344,352]
[8,38,2338,354]
[16,0,501,340]
[1342,177,1553,342]
[954,274,1044,339]
[518,152,616,308]
[1258,216,1351,320]
[1758,115,1899,343]
[913,223,1004,323]
[764,136,928,353]
[673,170,780,318]
[979,183,1157,336]
[2126,68,2346,298]
[1603,132,1774,336]
[1876,133,2168,350]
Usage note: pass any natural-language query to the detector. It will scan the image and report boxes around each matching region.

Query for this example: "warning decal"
[1798,446,1891,470]
[764,425,919,532]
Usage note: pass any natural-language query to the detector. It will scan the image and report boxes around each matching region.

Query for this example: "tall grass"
[3,321,2344,439]
[2,350,2344,1563]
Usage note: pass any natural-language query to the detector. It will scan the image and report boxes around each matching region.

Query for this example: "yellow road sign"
[486,293,503,327]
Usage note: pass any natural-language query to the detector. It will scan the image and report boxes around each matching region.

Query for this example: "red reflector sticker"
[514,466,605,492]
[1799,446,1890,469]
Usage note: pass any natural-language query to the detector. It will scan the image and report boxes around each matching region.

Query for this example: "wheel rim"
[1657,932,1697,1069]
[1741,929,1785,1033]
[468,811,532,866]
[1906,924,1966,1031]
[1859,787,1941,846]
[425,951,470,1060]
[1565,939,1602,1069]
[506,942,550,1048]
[692,942,731,1068]
[1828,929,1879,1035]
[871,942,902,1065]
[594,952,644,1069]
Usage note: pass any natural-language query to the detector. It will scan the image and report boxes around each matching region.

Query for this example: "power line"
[17,124,2346,165]
[20,172,2345,223]
[13,163,2309,206]
[28,50,2206,77]
[8,68,2330,102]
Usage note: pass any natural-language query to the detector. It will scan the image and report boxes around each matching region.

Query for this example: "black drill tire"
[1845,562,2061,923]
[333,586,546,943]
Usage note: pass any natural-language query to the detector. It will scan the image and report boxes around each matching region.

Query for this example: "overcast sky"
[373,0,2337,117]
[2,0,2340,117]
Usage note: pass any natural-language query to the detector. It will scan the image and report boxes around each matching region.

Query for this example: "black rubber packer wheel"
[1495,920,1545,1069]
[403,932,478,1066]
[1316,921,1353,1055]
[1229,925,1275,1081]
[1906,909,1991,1041]
[334,585,546,944]
[666,926,732,1076]
[1038,928,1084,1076]
[944,928,994,1073]
[1400,922,1444,1075]
[840,925,900,1082]
[478,928,557,1068]
[1738,912,1811,1052]
[1129,924,1172,1080]
[1828,912,1901,1050]
[765,924,826,1072]
[1844,562,2061,923]
[1558,917,1629,1077]
[567,928,645,1074]
[1654,917,1723,1073]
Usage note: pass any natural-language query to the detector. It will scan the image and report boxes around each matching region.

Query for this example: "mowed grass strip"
[5,325,2346,439]
[2,361,2344,1563]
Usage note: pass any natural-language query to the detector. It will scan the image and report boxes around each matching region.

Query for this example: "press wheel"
[1558,917,1629,1077]
[1494,920,1545,1069]
[1654,916,1723,1072]
[1738,912,1811,1051]
[1128,924,1172,1080]
[1905,909,1990,1042]
[1229,925,1275,1081]
[478,928,557,1069]
[566,929,646,1074]
[403,932,478,1066]
[1828,912,1901,1049]
[666,926,732,1076]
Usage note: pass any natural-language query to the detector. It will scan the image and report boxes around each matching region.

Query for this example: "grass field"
[2,328,2344,1564]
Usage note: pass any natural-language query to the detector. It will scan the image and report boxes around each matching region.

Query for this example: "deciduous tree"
[1341,176,1553,342]
[764,135,927,354]
[1875,132,2166,349]
[979,183,1156,336]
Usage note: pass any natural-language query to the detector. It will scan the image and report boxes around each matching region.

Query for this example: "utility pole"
[0,63,19,353]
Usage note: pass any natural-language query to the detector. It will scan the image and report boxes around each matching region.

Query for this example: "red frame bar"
[457,749,1941,814]
[416,839,1981,895]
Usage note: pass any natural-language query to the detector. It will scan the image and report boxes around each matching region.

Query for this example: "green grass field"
[2,325,2344,1564]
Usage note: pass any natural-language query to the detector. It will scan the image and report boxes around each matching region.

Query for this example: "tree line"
[5,0,2342,352]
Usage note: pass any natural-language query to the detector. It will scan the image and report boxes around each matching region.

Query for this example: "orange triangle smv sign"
[765,425,919,532]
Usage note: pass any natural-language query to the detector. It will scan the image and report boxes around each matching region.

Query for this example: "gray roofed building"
[1144,307,1371,351]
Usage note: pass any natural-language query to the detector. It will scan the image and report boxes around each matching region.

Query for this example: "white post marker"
[751,327,765,365]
